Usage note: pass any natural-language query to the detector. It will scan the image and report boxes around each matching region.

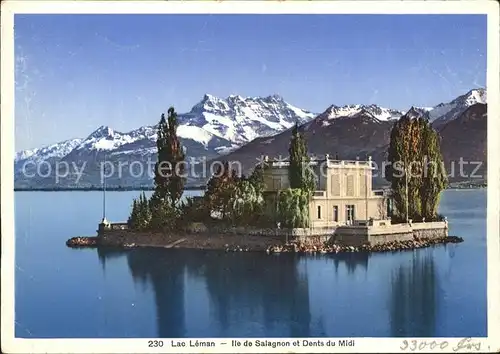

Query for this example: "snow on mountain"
[180,93,316,144]
[14,93,317,185]
[48,94,315,156]
[315,104,404,127]
[14,138,83,165]
[428,88,487,124]
[13,89,488,189]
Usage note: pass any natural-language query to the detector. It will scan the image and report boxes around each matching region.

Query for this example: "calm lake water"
[14,189,487,338]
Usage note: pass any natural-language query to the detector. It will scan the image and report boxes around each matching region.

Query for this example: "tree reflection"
[126,248,187,338]
[390,253,438,337]
[97,247,377,338]
[183,251,311,337]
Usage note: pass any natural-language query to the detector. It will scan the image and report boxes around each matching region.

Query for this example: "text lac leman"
[171,340,216,348]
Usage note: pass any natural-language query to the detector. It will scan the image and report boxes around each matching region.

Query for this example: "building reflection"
[183,251,312,337]
[389,252,438,337]
[329,252,369,274]
[97,247,375,338]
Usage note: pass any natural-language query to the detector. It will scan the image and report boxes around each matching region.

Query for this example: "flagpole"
[405,163,409,224]
[102,152,107,223]
[365,156,370,223]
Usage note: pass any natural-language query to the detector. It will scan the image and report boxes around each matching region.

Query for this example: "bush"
[178,197,209,225]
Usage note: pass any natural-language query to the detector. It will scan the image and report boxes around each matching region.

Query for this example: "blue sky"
[15,14,486,151]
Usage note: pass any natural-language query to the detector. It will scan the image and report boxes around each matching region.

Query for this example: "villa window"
[346,205,355,224]
[333,206,339,222]
[317,206,322,219]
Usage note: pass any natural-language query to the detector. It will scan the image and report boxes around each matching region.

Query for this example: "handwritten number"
[410,340,417,351]
[400,340,450,351]
[400,340,408,350]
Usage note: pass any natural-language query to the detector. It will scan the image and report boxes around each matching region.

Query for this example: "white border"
[1,1,499,353]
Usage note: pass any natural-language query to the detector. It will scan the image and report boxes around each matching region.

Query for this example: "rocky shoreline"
[264,236,464,255]
[66,236,99,248]
[66,234,463,254]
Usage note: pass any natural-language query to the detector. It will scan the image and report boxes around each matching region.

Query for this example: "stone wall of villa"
[333,221,448,246]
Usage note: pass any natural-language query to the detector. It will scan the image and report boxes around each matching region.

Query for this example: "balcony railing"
[265,158,373,168]
[313,191,326,197]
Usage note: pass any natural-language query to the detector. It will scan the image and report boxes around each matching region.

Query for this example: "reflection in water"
[97,247,441,338]
[98,248,316,337]
[182,251,311,337]
[331,252,369,274]
[390,253,438,337]
[126,249,187,338]
[97,247,124,272]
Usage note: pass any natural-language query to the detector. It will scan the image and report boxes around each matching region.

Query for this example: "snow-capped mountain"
[14,137,83,174]
[217,90,488,187]
[14,94,317,188]
[317,104,404,125]
[14,88,488,189]
[180,94,316,144]
[428,88,487,125]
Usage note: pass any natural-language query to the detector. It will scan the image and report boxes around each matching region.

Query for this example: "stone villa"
[261,154,391,228]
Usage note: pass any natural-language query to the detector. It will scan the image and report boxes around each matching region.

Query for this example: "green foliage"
[149,196,179,231]
[128,106,187,231]
[248,164,266,195]
[231,178,264,225]
[152,107,186,208]
[276,188,310,228]
[128,192,152,230]
[386,112,447,222]
[204,161,241,222]
[420,123,448,219]
[202,162,265,226]
[178,196,209,224]
[288,123,315,195]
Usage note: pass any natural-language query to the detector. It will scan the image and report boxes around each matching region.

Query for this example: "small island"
[67,107,464,253]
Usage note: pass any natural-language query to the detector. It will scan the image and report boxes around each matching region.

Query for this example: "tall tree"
[386,110,447,222]
[288,123,315,194]
[420,123,447,220]
[152,107,186,209]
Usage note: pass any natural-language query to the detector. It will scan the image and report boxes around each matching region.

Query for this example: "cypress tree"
[127,199,138,229]
[152,107,186,209]
[288,122,315,194]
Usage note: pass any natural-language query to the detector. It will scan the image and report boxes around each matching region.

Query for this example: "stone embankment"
[66,234,463,254]
[264,236,464,255]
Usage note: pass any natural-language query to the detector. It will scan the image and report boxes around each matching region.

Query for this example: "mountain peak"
[429,88,487,123]
[87,125,114,140]
[319,103,402,121]
[264,94,284,102]
[462,88,487,105]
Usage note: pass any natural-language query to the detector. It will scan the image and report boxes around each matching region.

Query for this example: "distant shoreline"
[14,186,206,192]
[14,185,484,192]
